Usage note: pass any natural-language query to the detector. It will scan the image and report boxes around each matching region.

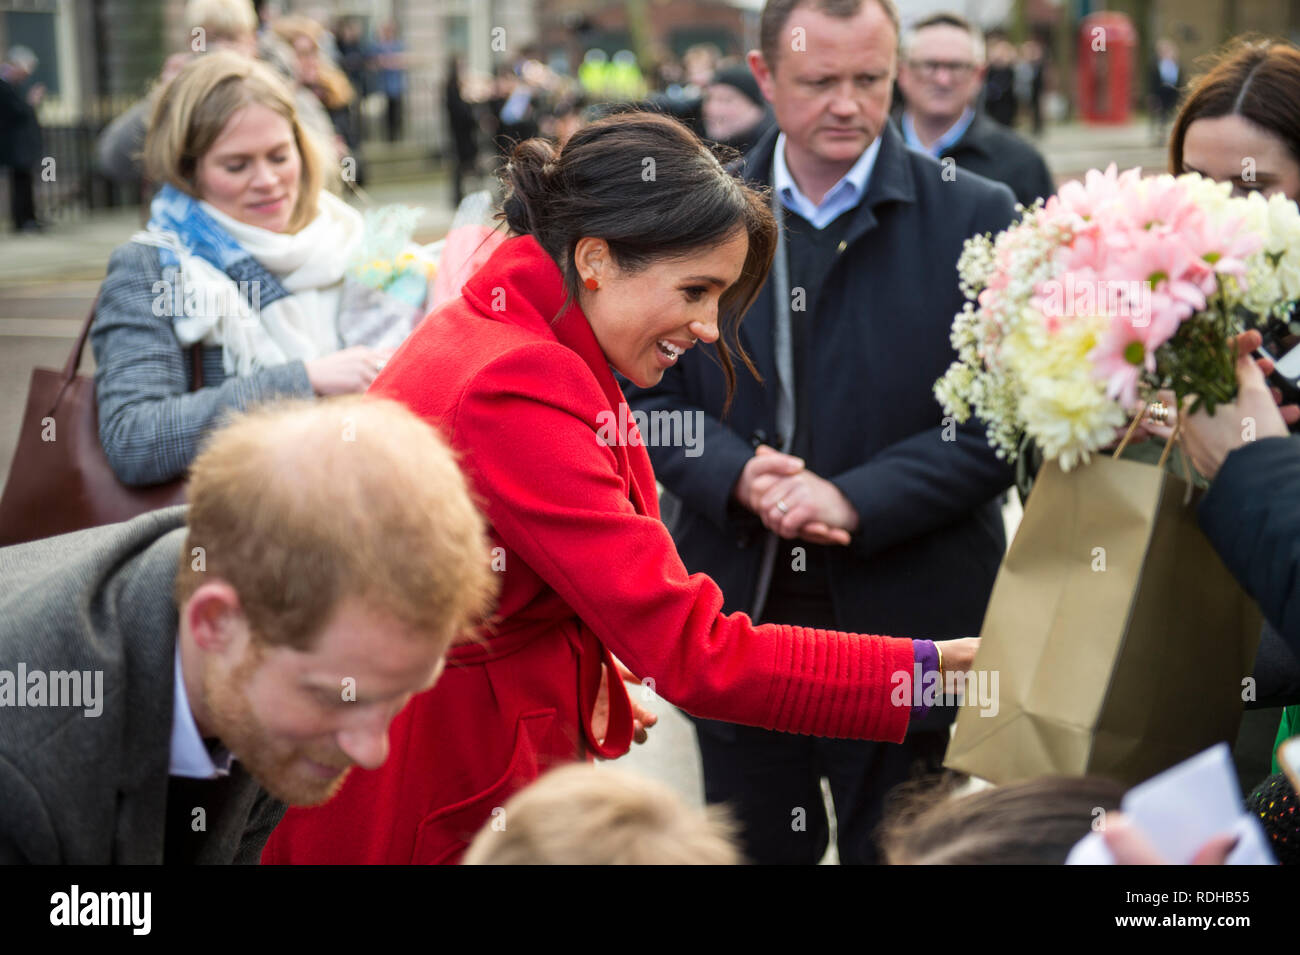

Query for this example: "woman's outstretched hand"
[305,346,395,396]
[934,637,980,673]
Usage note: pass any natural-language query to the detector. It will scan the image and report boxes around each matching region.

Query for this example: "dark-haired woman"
[1169,37,1300,199]
[263,111,979,865]
[1162,37,1300,791]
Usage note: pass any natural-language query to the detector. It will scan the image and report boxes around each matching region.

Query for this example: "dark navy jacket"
[626,121,1016,649]
[1201,436,1300,655]
[935,111,1056,209]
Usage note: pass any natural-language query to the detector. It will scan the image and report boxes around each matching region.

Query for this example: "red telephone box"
[1077,11,1135,124]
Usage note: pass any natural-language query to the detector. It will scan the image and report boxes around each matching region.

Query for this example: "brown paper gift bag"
[944,455,1260,786]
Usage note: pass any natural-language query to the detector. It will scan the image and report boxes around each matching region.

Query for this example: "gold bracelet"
[937,644,944,678]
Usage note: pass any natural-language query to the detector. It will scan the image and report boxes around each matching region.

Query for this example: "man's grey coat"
[0,507,284,863]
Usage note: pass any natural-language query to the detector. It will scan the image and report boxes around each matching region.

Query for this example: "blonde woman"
[90,51,389,487]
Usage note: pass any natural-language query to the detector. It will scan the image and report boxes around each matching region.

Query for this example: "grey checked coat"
[90,241,315,487]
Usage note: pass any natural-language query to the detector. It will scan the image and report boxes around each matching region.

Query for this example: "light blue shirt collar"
[772,132,880,230]
[170,640,233,779]
[901,107,976,158]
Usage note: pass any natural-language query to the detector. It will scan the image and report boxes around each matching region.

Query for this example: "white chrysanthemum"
[938,219,1094,465]
[1178,173,1235,220]
[1264,191,1300,302]
[1002,313,1125,470]
[1230,190,1300,317]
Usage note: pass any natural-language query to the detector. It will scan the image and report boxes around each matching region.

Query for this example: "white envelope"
[1066,743,1276,865]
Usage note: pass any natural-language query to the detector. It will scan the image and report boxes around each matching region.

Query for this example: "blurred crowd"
[0,0,1199,237]
[91,0,415,195]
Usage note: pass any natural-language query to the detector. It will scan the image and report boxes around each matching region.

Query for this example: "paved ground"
[1035,117,1170,182]
[0,118,1120,861]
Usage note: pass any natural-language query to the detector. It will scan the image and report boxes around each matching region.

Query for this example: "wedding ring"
[1145,401,1169,425]
[776,500,789,514]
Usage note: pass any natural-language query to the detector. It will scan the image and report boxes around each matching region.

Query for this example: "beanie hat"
[709,64,764,108]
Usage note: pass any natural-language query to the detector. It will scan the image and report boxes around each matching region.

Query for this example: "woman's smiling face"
[575,230,750,388]
[194,102,302,232]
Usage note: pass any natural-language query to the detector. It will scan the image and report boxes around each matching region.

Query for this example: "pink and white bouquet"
[935,164,1300,470]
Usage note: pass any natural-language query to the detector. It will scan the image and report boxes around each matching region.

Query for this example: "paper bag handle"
[1112,401,1195,498]
[1112,401,1184,469]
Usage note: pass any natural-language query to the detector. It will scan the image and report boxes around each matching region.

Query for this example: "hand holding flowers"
[1145,330,1295,478]
[935,164,1300,471]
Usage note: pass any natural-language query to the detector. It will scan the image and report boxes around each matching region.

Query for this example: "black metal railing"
[26,95,142,226]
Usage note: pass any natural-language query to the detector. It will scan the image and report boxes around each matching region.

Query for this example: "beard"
[201,647,353,807]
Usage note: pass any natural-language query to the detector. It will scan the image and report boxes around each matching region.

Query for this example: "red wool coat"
[262,235,916,865]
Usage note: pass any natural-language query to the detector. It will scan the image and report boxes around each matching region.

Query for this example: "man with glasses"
[896,13,1055,208]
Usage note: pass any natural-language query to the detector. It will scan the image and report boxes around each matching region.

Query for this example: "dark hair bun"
[501,137,558,237]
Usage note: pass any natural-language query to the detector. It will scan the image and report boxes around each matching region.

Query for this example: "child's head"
[463,764,743,865]
[881,775,1127,864]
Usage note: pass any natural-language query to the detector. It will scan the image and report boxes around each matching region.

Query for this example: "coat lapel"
[111,528,186,863]
[735,130,781,392]
[839,122,916,248]
[944,111,995,163]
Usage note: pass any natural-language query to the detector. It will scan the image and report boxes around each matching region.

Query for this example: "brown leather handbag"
[0,301,201,547]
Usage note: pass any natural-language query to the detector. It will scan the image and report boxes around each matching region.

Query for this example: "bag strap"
[190,336,204,389]
[1112,400,1184,469]
[54,297,204,413]
[61,297,98,381]
[1112,401,1195,503]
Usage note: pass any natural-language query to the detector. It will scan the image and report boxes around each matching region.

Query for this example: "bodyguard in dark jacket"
[921,110,1055,208]
[626,0,1015,865]
[635,121,1015,634]
[896,13,1055,208]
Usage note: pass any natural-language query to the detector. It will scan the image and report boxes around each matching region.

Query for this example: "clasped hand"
[734,445,859,546]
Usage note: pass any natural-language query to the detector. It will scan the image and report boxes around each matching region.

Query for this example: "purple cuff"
[911,640,939,718]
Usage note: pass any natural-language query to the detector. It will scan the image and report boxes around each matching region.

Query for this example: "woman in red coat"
[263,112,979,864]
